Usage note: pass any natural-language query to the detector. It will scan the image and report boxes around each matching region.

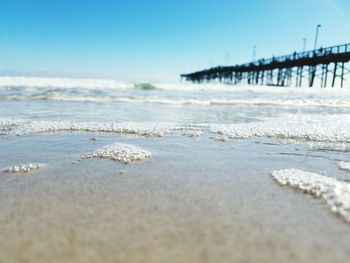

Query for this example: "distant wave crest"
[2,92,350,108]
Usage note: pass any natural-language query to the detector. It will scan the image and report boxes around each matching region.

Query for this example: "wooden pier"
[181,43,350,87]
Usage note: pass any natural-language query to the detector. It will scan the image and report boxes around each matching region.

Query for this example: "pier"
[181,43,350,87]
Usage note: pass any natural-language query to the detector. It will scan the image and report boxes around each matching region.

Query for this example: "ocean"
[1,76,350,262]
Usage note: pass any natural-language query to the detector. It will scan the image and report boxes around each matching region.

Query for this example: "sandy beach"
[1,130,350,263]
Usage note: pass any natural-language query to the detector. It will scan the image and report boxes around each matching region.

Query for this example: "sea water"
[1,76,350,262]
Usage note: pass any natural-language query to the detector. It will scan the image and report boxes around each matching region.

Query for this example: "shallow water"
[1,134,350,262]
[2,76,350,123]
[1,76,350,262]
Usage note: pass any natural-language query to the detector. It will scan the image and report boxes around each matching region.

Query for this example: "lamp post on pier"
[314,24,321,50]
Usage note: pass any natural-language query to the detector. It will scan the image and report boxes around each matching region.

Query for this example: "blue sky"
[0,0,349,81]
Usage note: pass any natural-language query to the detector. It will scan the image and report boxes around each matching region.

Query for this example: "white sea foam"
[271,169,350,222]
[213,135,230,142]
[85,143,151,164]
[0,118,23,128]
[3,163,43,174]
[1,114,350,143]
[27,95,214,106]
[0,119,171,138]
[337,161,350,172]
[0,76,132,90]
[183,130,203,138]
[209,114,350,143]
[5,93,350,108]
[306,141,350,152]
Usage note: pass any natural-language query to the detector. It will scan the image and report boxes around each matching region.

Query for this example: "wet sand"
[1,133,350,263]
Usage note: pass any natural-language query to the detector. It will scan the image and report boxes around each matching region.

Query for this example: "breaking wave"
[2,76,350,109]
[0,76,132,90]
[3,93,350,108]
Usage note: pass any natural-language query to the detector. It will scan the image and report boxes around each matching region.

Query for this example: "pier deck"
[181,43,350,87]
